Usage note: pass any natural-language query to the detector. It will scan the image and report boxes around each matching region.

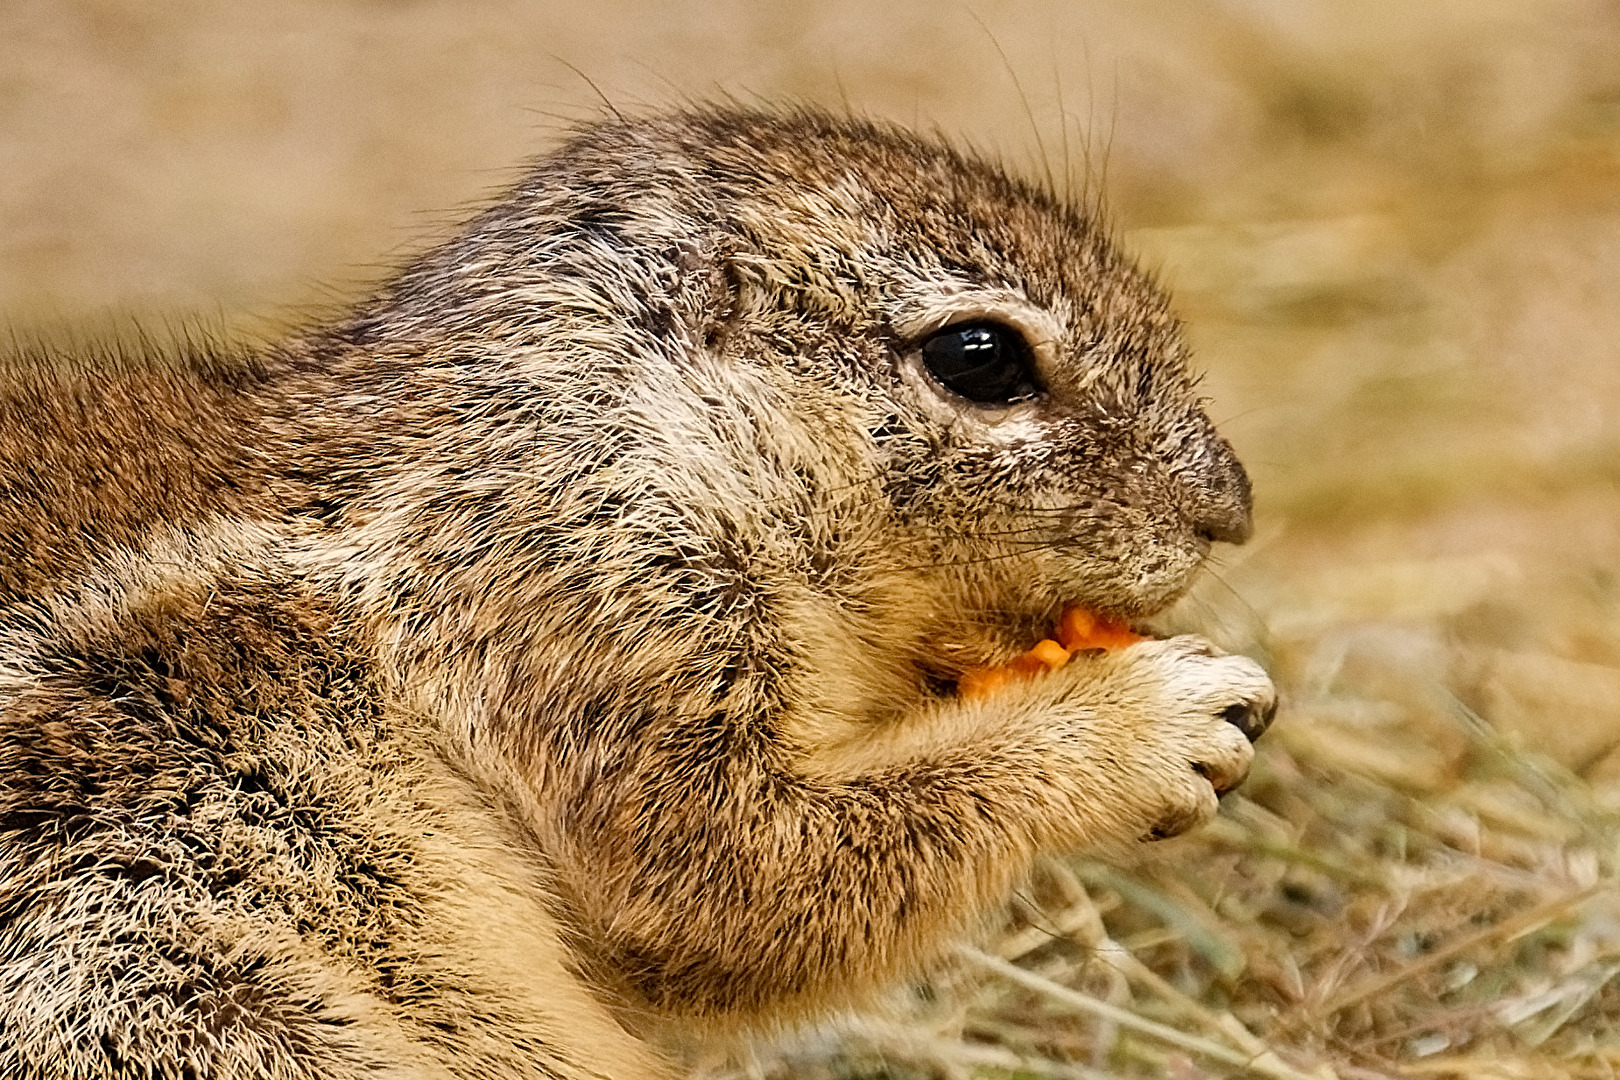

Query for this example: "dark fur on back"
[0,107,1273,1078]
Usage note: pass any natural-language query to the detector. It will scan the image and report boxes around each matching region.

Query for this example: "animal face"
[350,107,1250,643]
[684,110,1254,625]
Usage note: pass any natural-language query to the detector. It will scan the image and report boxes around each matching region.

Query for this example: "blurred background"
[4,1,1619,1076]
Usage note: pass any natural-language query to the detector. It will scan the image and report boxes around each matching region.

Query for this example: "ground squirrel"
[0,106,1276,1079]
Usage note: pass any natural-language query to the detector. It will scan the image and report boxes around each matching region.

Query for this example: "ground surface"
[4,2,1619,1076]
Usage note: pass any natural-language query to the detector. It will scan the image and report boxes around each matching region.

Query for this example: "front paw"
[1047,635,1276,843]
[1134,636,1275,838]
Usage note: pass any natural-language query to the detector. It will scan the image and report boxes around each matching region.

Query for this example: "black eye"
[918,323,1042,404]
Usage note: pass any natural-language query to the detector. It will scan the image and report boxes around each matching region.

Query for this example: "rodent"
[0,106,1276,1080]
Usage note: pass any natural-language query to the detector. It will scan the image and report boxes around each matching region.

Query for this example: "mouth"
[922,529,1209,678]
[1073,536,1214,623]
[955,603,1151,700]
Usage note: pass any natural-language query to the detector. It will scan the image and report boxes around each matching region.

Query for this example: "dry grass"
[5,2,1620,1076]
[704,571,1620,1079]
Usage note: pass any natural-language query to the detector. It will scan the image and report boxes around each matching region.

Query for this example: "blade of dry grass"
[1316,885,1602,1018]
[960,946,1325,1080]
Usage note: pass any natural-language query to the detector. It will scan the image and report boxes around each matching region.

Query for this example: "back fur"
[0,107,1274,1078]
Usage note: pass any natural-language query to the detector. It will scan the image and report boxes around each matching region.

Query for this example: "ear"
[698,238,759,354]
[639,235,734,354]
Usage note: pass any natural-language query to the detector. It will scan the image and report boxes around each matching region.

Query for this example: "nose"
[1185,430,1253,546]
[1196,489,1252,545]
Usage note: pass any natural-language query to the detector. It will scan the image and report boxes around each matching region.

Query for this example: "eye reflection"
[919,323,1041,404]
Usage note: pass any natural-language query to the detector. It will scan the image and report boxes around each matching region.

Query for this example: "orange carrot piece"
[958,666,1018,699]
[1022,638,1072,672]
[959,605,1147,700]
[1056,606,1148,652]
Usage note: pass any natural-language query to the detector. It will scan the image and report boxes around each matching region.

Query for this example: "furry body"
[0,109,1274,1078]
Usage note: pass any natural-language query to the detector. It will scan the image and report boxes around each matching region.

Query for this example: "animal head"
[339,106,1250,663]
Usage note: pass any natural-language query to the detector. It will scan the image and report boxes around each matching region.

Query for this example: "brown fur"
[0,107,1274,1079]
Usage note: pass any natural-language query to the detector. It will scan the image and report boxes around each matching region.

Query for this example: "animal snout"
[1184,430,1253,545]
[1194,498,1253,546]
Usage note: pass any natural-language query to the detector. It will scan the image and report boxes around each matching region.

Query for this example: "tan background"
[6,2,1620,1072]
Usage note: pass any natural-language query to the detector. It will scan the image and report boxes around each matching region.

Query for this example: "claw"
[1194,757,1251,796]
[1221,698,1276,742]
[1141,802,1204,841]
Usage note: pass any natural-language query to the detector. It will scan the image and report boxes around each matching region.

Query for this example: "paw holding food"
[957,606,1149,700]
